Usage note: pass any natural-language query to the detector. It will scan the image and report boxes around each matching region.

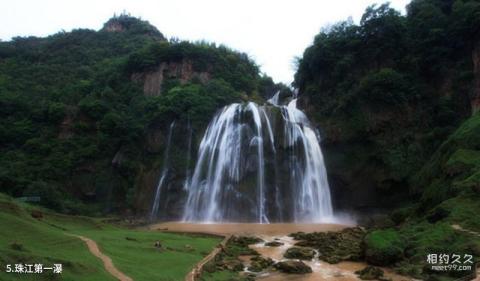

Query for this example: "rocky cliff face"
[296,89,415,213]
[472,38,480,114]
[131,60,210,96]
[104,21,125,32]
[133,122,196,219]
[102,14,165,40]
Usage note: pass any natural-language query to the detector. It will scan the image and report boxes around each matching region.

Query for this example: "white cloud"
[0,0,410,84]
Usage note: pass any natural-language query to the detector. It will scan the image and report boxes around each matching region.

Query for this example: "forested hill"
[295,1,480,278]
[0,14,283,215]
[295,0,479,211]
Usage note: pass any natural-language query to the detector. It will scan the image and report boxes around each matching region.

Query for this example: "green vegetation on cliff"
[295,1,480,279]
[0,14,280,215]
[294,0,480,209]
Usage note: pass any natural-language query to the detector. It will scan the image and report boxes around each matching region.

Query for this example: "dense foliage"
[295,0,479,201]
[0,15,278,214]
[294,1,480,279]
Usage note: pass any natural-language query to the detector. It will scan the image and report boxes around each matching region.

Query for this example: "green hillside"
[0,193,221,281]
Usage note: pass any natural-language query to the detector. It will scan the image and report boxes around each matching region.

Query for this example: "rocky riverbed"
[243,233,410,281]
[150,223,414,281]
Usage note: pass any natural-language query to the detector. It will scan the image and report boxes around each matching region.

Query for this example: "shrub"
[358,68,411,106]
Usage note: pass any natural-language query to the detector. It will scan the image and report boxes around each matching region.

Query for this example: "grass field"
[0,193,222,281]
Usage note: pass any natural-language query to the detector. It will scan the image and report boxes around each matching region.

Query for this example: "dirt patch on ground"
[71,234,133,281]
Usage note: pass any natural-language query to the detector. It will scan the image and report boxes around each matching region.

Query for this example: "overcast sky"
[1,0,410,84]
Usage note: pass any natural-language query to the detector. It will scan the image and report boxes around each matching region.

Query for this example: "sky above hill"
[1,0,410,84]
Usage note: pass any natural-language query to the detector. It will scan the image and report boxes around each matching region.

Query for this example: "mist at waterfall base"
[150,92,354,225]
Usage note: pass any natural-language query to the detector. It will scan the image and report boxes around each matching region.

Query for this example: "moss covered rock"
[284,247,316,260]
[248,256,274,272]
[290,227,365,263]
[224,259,244,271]
[364,229,403,266]
[265,241,284,247]
[355,266,385,280]
[224,236,261,256]
[229,236,263,246]
[274,261,312,274]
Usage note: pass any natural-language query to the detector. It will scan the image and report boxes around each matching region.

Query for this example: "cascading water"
[150,121,175,220]
[182,98,333,223]
[267,90,280,105]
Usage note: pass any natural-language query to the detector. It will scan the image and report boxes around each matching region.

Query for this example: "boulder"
[248,256,274,272]
[224,259,244,271]
[284,247,315,260]
[225,236,261,256]
[290,227,366,264]
[10,241,24,251]
[30,210,43,219]
[265,241,284,247]
[274,261,312,274]
[230,236,263,246]
[355,266,385,280]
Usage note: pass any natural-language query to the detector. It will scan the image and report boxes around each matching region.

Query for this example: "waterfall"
[267,91,280,106]
[282,99,333,221]
[182,99,333,223]
[150,121,175,221]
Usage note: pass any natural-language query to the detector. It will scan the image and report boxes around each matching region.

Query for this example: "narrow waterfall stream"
[150,121,175,220]
[181,98,333,223]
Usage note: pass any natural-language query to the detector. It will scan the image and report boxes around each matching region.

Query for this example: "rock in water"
[274,261,312,274]
[265,241,284,247]
[284,247,316,260]
[290,227,366,263]
[230,236,264,246]
[355,266,385,280]
[248,256,274,272]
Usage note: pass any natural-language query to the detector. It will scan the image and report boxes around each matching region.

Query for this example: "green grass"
[0,195,114,281]
[445,149,480,176]
[364,229,403,266]
[394,221,480,279]
[439,195,480,232]
[0,193,221,281]
[76,229,219,281]
[365,229,402,249]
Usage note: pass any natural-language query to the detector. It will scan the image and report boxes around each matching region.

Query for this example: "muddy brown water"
[248,235,411,281]
[148,222,350,236]
[149,222,414,281]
